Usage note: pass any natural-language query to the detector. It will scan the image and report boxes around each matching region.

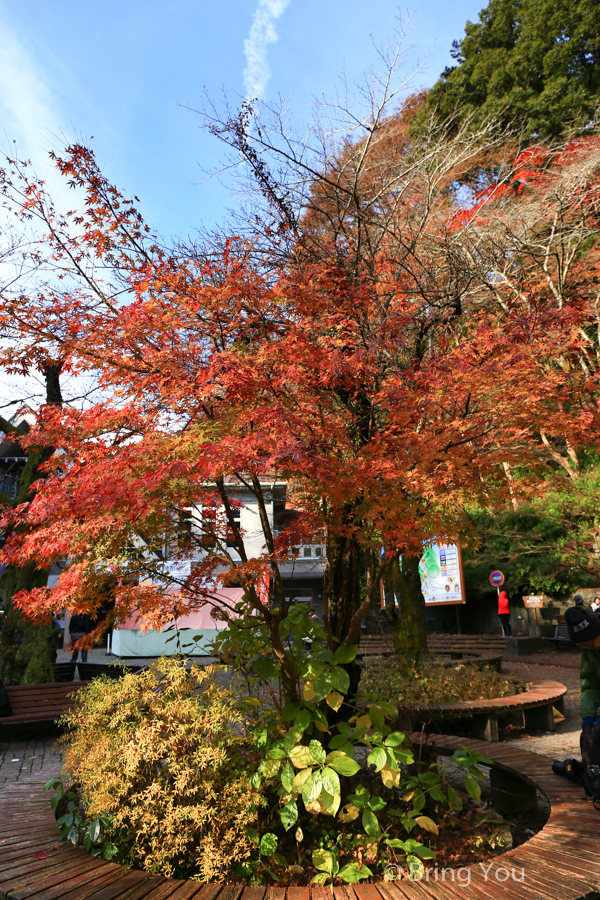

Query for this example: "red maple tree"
[0,128,598,699]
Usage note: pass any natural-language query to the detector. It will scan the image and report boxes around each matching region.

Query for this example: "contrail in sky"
[243,0,291,100]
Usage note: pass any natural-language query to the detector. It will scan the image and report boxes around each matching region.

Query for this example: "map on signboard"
[418,543,465,605]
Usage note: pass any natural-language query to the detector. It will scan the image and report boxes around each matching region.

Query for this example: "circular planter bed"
[398,680,567,742]
[0,735,597,900]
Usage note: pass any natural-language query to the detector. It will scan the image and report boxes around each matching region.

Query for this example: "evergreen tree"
[429,0,600,139]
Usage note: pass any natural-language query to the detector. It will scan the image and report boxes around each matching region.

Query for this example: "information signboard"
[523,595,544,609]
[418,542,466,606]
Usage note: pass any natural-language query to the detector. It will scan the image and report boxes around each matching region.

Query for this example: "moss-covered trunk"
[383,555,428,675]
[0,364,62,685]
[0,563,53,684]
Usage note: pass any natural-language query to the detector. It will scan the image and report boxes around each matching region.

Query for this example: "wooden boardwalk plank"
[14,864,125,900]
[9,858,112,900]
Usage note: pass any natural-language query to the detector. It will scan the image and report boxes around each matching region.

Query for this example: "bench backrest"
[556,624,570,639]
[5,682,87,716]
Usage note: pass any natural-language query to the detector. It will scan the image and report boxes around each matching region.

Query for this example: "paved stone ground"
[500,657,582,760]
[0,737,61,786]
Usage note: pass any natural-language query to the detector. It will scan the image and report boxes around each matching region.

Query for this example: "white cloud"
[243,0,291,99]
[0,19,63,175]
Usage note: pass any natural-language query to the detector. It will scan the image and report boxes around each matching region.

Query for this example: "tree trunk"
[383,554,428,674]
[0,364,62,685]
[325,529,364,700]
[0,564,53,684]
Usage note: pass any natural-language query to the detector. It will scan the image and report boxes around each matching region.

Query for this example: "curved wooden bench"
[1,735,599,900]
[399,679,567,741]
[0,682,89,731]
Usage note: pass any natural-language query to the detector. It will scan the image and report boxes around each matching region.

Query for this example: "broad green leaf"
[321,766,341,797]
[263,757,282,778]
[255,657,276,679]
[369,706,385,730]
[333,644,358,665]
[89,820,101,843]
[255,729,270,750]
[295,708,313,732]
[309,739,326,766]
[313,669,334,702]
[259,832,278,858]
[312,873,330,885]
[267,747,287,759]
[414,845,437,859]
[367,746,387,772]
[385,748,400,770]
[313,849,334,873]
[347,784,370,806]
[464,772,482,802]
[393,748,414,765]
[447,785,463,811]
[280,799,298,831]
[313,649,335,664]
[281,703,302,720]
[328,755,360,776]
[384,731,406,747]
[290,744,314,769]
[338,862,373,883]
[281,761,294,793]
[292,767,313,793]
[330,665,350,694]
[302,771,323,806]
[305,659,328,678]
[319,788,341,814]
[367,795,386,812]
[412,789,426,811]
[407,856,425,879]
[362,808,380,836]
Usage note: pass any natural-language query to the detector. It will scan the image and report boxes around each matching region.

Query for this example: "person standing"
[553,597,600,802]
[591,597,600,614]
[305,609,317,652]
[498,589,511,636]
[69,612,93,663]
[50,613,61,665]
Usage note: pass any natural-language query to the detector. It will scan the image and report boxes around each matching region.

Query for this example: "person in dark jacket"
[69,613,93,663]
[553,597,600,801]
[50,613,61,665]
[497,589,511,636]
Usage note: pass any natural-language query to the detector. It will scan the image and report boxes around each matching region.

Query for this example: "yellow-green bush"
[59,657,265,880]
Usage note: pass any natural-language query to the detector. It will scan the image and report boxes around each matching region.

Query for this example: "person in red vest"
[498,589,511,636]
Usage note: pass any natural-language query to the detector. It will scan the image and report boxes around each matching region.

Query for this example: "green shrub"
[58,657,265,880]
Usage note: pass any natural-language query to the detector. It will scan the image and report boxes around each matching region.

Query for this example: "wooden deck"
[1,734,599,899]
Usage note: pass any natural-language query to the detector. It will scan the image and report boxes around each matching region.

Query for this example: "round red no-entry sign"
[490,570,504,587]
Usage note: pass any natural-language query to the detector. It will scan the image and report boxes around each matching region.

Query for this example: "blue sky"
[0,0,486,244]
